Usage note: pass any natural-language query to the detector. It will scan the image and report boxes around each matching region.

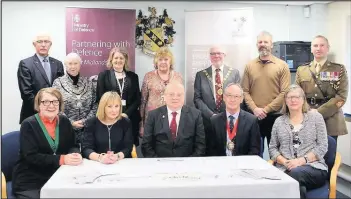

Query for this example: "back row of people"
[13,31,347,199]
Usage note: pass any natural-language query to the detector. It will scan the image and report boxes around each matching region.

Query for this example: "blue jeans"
[331,136,338,147]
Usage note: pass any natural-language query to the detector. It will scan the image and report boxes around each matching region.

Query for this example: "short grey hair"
[224,83,244,96]
[164,81,185,94]
[64,52,82,66]
[257,31,273,41]
[209,45,227,54]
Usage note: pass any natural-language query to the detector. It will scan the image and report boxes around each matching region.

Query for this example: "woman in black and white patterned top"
[269,84,328,199]
[52,52,97,143]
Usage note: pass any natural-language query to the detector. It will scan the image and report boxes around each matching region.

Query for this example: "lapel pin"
[162,115,165,118]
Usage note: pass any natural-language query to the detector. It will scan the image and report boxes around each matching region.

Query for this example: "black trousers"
[257,113,281,157]
[15,189,40,199]
[286,165,328,199]
[203,116,213,156]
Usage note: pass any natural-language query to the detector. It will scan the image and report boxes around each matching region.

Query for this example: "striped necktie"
[43,57,52,83]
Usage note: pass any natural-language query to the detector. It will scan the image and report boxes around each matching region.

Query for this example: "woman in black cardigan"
[82,91,133,164]
[96,47,141,146]
[12,88,82,198]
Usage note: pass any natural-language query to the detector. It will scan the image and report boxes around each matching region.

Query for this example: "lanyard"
[35,114,59,154]
[117,77,125,98]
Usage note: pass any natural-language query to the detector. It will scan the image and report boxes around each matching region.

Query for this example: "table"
[40,156,300,198]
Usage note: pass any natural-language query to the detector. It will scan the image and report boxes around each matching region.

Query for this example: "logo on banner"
[71,13,95,32]
[136,7,176,56]
[232,17,248,37]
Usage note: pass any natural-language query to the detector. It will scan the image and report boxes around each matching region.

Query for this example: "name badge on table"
[121,100,126,106]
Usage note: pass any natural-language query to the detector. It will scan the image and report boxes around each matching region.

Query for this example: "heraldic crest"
[136,7,176,56]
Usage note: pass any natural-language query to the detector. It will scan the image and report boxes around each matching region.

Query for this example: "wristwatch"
[304,155,309,163]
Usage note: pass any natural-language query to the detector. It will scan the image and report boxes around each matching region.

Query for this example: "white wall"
[326,1,351,166]
[1,1,327,134]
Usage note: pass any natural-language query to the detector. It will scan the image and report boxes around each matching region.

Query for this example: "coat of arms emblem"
[136,7,176,56]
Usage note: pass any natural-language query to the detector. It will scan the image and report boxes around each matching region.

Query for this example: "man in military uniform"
[295,35,349,143]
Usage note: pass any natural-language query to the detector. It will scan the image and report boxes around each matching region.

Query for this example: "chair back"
[323,135,336,180]
[1,131,20,181]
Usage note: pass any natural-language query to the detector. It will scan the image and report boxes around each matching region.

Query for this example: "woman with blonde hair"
[96,47,141,146]
[82,91,133,164]
[140,46,183,137]
[12,88,82,198]
[269,84,328,199]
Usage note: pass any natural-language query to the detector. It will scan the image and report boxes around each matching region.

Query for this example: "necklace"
[157,70,171,85]
[106,124,114,151]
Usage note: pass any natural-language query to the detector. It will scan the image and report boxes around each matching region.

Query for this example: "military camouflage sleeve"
[318,65,349,119]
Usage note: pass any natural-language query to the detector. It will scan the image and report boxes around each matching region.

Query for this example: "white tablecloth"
[40,156,299,198]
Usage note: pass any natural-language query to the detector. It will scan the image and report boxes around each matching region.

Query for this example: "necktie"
[315,63,321,74]
[215,68,222,111]
[43,57,52,83]
[229,115,235,133]
[170,112,177,140]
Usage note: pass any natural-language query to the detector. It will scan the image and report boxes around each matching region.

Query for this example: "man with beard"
[241,31,291,157]
[194,45,241,156]
[295,35,348,144]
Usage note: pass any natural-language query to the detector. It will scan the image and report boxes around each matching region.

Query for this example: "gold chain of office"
[202,68,233,95]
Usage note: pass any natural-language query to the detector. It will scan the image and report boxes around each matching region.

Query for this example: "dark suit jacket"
[96,69,141,145]
[17,54,64,124]
[194,65,241,120]
[193,65,241,156]
[12,114,79,193]
[209,110,261,156]
[141,105,206,157]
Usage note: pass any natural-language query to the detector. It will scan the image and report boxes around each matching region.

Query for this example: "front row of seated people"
[11,83,328,199]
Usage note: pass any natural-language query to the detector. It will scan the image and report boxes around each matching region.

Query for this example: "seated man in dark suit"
[17,33,64,124]
[209,83,261,156]
[141,82,206,157]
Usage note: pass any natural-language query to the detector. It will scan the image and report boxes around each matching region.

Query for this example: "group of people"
[11,30,348,199]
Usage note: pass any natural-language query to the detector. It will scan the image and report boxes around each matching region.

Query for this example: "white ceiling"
[233,1,333,6]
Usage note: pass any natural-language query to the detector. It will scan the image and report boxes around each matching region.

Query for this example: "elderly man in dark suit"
[193,45,241,156]
[17,33,64,124]
[209,83,261,156]
[141,82,205,158]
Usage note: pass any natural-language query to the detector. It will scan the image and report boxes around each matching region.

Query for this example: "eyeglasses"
[285,96,302,101]
[41,100,60,106]
[36,40,51,45]
[210,52,224,56]
[225,94,242,99]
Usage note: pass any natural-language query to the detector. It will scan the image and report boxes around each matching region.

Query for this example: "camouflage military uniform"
[295,60,349,136]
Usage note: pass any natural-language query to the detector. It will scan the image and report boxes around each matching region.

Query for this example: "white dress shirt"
[211,65,224,101]
[226,110,240,156]
[167,107,182,135]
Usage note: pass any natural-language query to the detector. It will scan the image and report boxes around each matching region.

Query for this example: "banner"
[184,8,254,106]
[66,7,136,80]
